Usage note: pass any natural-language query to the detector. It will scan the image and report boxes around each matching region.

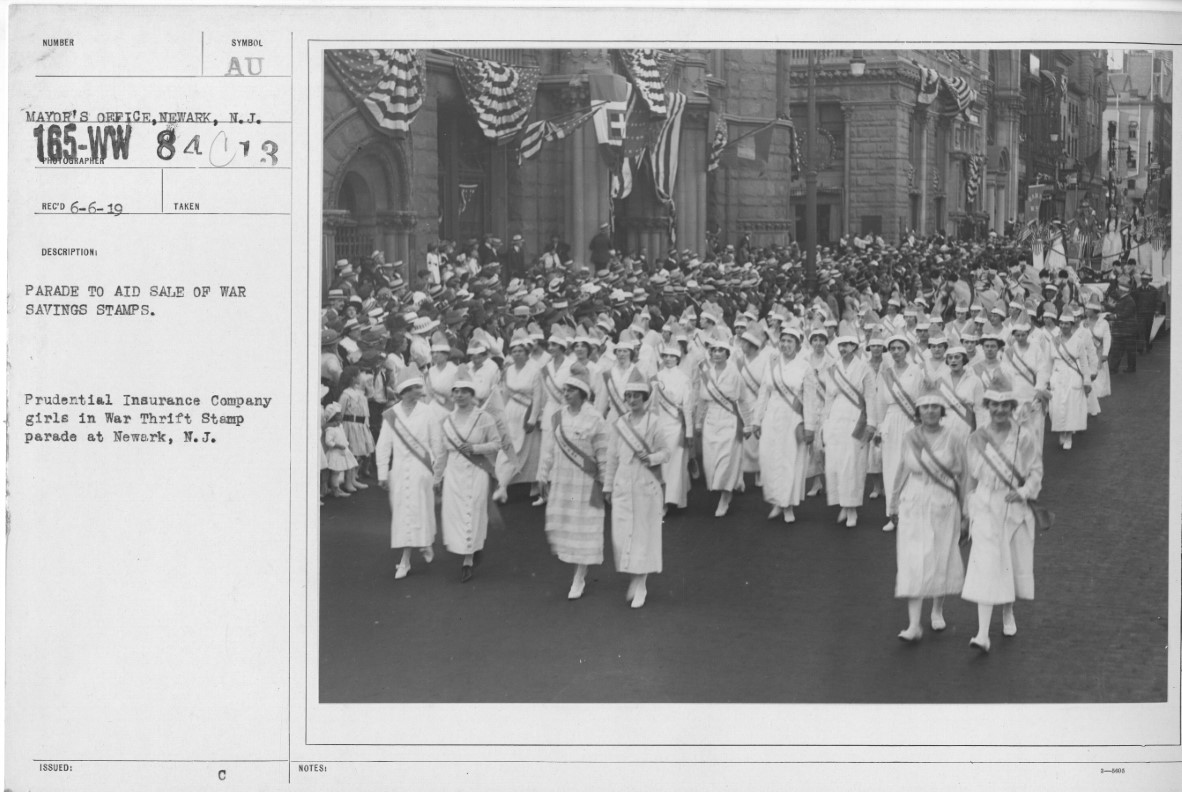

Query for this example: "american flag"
[707,117,728,172]
[454,56,541,143]
[326,49,424,135]
[516,106,597,164]
[652,91,686,203]
[619,49,675,116]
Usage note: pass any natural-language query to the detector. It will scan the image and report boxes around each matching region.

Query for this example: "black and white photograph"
[316,45,1172,706]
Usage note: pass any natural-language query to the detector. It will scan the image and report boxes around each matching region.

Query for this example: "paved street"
[319,339,1170,704]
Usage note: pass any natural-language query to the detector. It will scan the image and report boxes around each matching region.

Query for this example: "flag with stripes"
[651,92,686,203]
[707,117,728,172]
[517,120,550,164]
[940,74,976,116]
[517,106,598,165]
[916,66,940,105]
[326,49,424,135]
[454,56,541,143]
[619,49,675,116]
[610,153,634,201]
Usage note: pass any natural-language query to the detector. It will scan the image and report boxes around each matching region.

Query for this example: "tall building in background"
[1104,50,1172,218]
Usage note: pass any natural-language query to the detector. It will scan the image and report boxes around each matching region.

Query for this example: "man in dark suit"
[478,233,500,269]
[589,222,613,273]
[1133,272,1160,353]
[1106,281,1139,373]
[504,233,527,283]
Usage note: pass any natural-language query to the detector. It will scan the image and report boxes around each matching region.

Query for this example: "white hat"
[563,362,593,396]
[451,364,477,393]
[622,367,651,396]
[395,363,425,394]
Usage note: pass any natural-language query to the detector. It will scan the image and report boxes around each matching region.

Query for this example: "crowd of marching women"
[319,221,1167,632]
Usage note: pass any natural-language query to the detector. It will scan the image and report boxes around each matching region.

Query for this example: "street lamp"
[803,50,864,294]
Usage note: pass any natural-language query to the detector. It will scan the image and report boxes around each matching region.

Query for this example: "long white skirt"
[702,405,743,492]
[1049,371,1088,432]
[961,486,1035,604]
[758,399,808,508]
[823,414,868,508]
[879,409,914,514]
[610,464,663,574]
[441,456,490,555]
[896,476,965,598]
[656,414,691,508]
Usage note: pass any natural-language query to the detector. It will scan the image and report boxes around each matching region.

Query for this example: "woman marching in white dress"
[494,329,544,502]
[888,388,968,641]
[1048,308,1096,450]
[804,326,834,497]
[694,331,754,517]
[434,364,504,582]
[962,373,1044,653]
[375,364,439,579]
[751,326,817,524]
[820,335,877,528]
[604,368,671,609]
[872,335,926,532]
[652,343,695,513]
[537,362,610,600]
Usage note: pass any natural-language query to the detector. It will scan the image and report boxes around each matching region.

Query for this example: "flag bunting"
[939,74,976,116]
[454,56,541,143]
[618,49,675,116]
[326,49,425,135]
[516,105,599,164]
[966,155,983,203]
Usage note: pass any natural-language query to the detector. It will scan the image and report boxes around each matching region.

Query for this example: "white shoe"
[807,483,823,497]
[783,507,795,524]
[531,496,546,507]
[768,506,783,520]
[352,481,369,490]
[836,508,847,524]
[755,473,762,487]
[1063,436,1073,450]
[869,488,882,500]
[567,578,585,600]
[1002,608,1017,637]
[931,612,947,631]
[845,510,858,528]
[897,626,923,642]
[631,588,647,609]
[714,500,730,518]
[394,563,410,580]
[421,545,434,563]
[969,636,991,653]
[882,519,895,532]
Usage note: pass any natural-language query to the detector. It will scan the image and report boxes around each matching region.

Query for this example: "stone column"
[377,211,418,284]
[676,102,709,253]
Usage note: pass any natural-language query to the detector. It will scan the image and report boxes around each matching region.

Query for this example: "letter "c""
[218,770,227,780]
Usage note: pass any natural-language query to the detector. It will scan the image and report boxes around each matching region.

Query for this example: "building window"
[1128,121,1138,140]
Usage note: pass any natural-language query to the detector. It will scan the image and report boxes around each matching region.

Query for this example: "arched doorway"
[322,125,415,294]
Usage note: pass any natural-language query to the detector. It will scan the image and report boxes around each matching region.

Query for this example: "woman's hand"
[1004,490,1026,503]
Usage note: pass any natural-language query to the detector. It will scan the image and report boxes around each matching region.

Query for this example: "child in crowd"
[323,404,356,498]
[337,365,374,490]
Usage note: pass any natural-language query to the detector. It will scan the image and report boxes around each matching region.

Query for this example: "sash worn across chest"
[736,355,761,395]
[830,363,869,439]
[883,365,919,422]
[616,414,663,481]
[909,430,960,499]
[384,407,434,474]
[602,369,627,416]
[1006,346,1038,387]
[938,378,975,429]
[770,363,804,415]
[443,413,498,485]
[552,410,606,507]
[972,430,1026,492]
[653,380,688,446]
[542,364,564,403]
[700,363,744,440]
[1053,335,1085,382]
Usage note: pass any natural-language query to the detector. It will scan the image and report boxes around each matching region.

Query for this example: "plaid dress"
[538,404,608,565]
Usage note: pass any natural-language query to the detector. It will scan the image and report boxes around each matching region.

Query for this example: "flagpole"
[716,117,782,153]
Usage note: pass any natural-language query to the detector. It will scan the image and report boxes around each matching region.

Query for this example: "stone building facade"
[321,48,1074,290]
